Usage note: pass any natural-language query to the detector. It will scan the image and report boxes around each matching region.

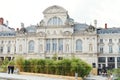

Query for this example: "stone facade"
[0,5,119,71]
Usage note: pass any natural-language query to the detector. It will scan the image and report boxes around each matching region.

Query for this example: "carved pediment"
[43,5,67,14]
[39,32,46,37]
[86,25,95,32]
[63,31,72,36]
[65,18,74,26]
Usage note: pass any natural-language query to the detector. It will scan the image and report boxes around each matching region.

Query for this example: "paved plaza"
[84,75,108,80]
[0,72,113,80]
[0,73,64,80]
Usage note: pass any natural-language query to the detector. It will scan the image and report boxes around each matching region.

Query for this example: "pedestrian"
[8,65,11,74]
[11,65,14,74]
[8,60,15,74]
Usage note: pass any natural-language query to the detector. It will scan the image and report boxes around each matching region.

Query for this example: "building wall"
[1,5,120,70]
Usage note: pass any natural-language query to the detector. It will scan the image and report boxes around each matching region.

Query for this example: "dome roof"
[26,25,36,33]
[43,5,67,14]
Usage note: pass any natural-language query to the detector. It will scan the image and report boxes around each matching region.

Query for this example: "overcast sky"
[0,0,120,29]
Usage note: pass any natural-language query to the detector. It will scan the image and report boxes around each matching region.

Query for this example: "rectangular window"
[119,46,120,53]
[0,47,3,53]
[46,39,51,52]
[108,57,115,62]
[117,63,120,68]
[8,41,11,44]
[98,57,105,63]
[109,39,112,43]
[14,46,16,53]
[119,39,120,43]
[1,41,3,44]
[100,46,103,53]
[58,39,63,51]
[7,46,10,53]
[52,39,57,52]
[100,39,103,43]
[117,57,120,62]
[109,46,113,53]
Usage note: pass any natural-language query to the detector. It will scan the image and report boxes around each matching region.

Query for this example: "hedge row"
[15,57,92,77]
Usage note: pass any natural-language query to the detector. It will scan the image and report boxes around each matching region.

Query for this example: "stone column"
[57,39,58,53]
[106,57,108,67]
[115,57,117,69]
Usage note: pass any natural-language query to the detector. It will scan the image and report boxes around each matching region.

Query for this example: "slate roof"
[74,23,89,33]
[97,28,120,34]
[0,31,15,36]
[0,24,15,36]
[26,25,36,33]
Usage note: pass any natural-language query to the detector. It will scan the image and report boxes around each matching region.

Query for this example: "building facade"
[0,5,119,70]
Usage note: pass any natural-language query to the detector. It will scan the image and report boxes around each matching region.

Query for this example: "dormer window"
[47,17,63,26]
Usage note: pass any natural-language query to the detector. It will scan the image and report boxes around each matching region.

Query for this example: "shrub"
[15,57,92,77]
[14,56,25,72]
[0,58,9,72]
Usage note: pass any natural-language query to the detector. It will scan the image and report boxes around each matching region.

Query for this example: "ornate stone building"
[0,5,120,71]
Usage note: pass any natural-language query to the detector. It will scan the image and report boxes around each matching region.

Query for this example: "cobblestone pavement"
[0,73,64,80]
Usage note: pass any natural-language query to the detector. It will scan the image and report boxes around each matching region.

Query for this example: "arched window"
[76,39,82,51]
[47,17,63,26]
[28,40,34,52]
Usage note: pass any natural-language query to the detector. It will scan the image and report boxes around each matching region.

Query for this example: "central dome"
[43,5,67,14]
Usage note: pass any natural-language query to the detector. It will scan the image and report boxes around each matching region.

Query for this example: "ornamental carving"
[43,5,67,14]
[86,25,95,32]
[39,32,46,37]
[63,31,72,36]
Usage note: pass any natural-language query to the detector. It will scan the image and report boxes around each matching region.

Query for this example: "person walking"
[8,65,11,74]
[8,60,15,74]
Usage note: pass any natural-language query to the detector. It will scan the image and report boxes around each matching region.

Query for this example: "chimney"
[105,23,107,29]
[0,17,4,25]
[94,19,97,27]
[6,20,9,26]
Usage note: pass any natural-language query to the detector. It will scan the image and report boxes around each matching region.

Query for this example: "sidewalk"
[84,75,108,80]
[0,73,63,80]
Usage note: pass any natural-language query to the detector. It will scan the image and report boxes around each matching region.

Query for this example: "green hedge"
[17,58,92,77]
[0,57,92,77]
